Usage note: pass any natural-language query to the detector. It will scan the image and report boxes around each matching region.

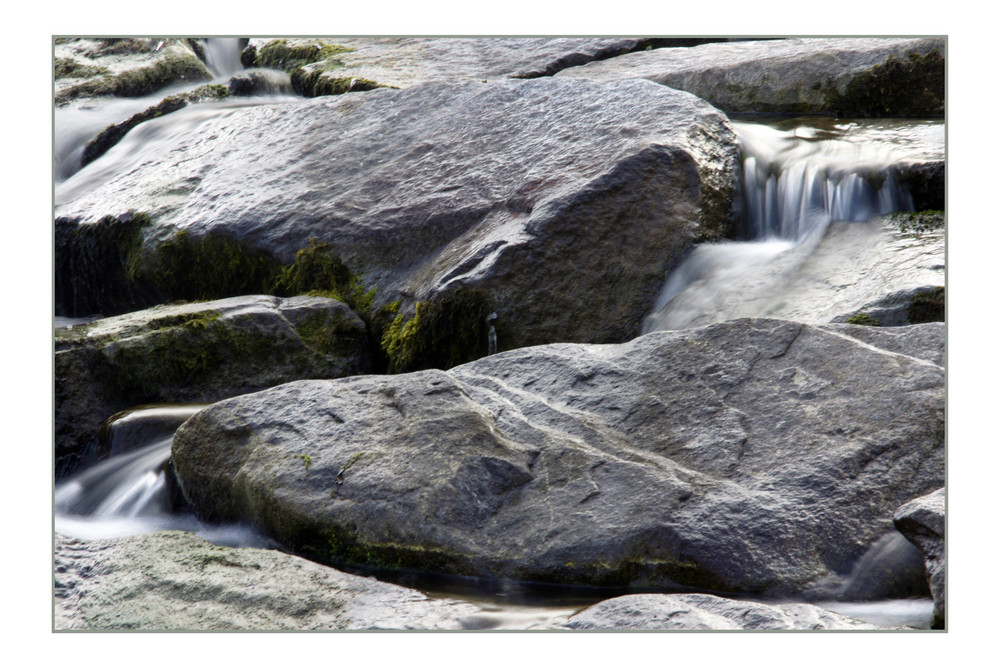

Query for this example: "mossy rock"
[54,57,110,80]
[56,52,211,104]
[907,286,945,324]
[249,39,353,73]
[290,67,389,98]
[846,313,880,327]
[825,49,945,118]
[378,286,492,373]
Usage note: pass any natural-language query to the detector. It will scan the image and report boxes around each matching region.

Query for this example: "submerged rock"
[556,37,944,117]
[894,488,945,629]
[55,77,741,353]
[54,295,371,479]
[562,593,882,630]
[172,318,943,596]
[54,531,483,630]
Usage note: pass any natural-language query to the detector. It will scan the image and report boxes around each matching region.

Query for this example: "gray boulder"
[246,37,658,92]
[894,488,945,629]
[55,78,741,352]
[556,37,944,117]
[172,317,943,596]
[54,531,484,630]
[562,593,881,630]
[55,294,371,479]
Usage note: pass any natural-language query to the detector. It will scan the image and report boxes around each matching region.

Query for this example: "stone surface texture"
[172,318,944,596]
[894,488,945,629]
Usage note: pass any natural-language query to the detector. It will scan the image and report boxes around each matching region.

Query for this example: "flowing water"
[642,116,944,333]
[53,43,939,628]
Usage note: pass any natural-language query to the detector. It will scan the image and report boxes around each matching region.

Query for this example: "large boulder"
[54,294,371,479]
[894,488,945,629]
[55,77,741,354]
[561,593,881,630]
[54,531,485,630]
[556,37,944,117]
[172,318,943,596]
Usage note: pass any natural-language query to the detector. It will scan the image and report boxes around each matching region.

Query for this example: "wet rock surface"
[172,318,943,596]
[561,593,883,630]
[556,37,944,116]
[55,295,371,479]
[54,531,484,630]
[55,77,740,350]
[894,488,946,629]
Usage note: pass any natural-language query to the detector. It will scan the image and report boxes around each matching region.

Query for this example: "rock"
[54,531,484,630]
[55,78,741,354]
[562,593,882,630]
[894,488,945,629]
[643,218,944,334]
[245,37,661,92]
[54,38,211,105]
[556,37,944,117]
[54,294,371,479]
[818,322,944,367]
[171,318,943,596]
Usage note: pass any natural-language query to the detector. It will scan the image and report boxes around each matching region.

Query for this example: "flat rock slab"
[894,487,945,629]
[261,37,653,89]
[55,294,370,479]
[562,593,882,630]
[54,531,483,630]
[55,77,740,349]
[172,318,944,596]
[556,37,944,116]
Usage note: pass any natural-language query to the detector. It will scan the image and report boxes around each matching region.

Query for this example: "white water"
[203,38,244,78]
[642,117,944,333]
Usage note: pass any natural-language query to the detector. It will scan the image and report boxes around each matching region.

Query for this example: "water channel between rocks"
[54,39,941,630]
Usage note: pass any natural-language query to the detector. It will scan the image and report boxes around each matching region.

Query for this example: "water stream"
[53,42,938,628]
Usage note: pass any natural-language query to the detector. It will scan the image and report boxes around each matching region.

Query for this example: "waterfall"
[55,404,273,547]
[202,38,244,79]
[641,117,941,334]
[736,121,914,241]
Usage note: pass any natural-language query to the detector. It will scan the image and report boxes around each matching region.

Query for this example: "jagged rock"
[54,295,371,479]
[556,37,944,117]
[561,593,882,630]
[894,488,946,629]
[172,318,944,596]
[55,77,741,352]
[54,531,484,630]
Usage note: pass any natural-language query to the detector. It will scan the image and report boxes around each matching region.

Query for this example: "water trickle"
[202,38,244,79]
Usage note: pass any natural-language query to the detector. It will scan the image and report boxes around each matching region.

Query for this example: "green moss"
[885,210,945,237]
[295,310,363,357]
[54,57,110,79]
[826,49,945,117]
[289,68,389,98]
[251,39,353,72]
[56,53,211,103]
[378,286,491,374]
[135,230,283,303]
[907,286,945,324]
[295,454,313,471]
[846,312,880,326]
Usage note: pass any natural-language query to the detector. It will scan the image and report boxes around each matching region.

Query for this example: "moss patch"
[250,39,354,72]
[56,53,211,104]
[54,57,110,80]
[884,210,944,237]
[378,286,491,373]
[825,49,945,117]
[290,67,389,98]
[907,286,945,324]
[846,313,880,326]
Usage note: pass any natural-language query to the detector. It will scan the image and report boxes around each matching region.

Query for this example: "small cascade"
[202,38,244,79]
[55,404,273,547]
[736,120,915,241]
[641,117,942,334]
